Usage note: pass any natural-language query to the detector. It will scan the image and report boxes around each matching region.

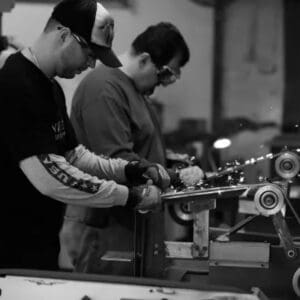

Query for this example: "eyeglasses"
[57,27,96,62]
[70,32,89,49]
[70,32,96,63]
[156,65,181,86]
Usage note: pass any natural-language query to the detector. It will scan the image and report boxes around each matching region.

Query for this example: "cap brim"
[91,44,122,68]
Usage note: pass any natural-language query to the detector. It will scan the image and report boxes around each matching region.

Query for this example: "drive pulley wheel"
[254,184,285,216]
[168,203,193,226]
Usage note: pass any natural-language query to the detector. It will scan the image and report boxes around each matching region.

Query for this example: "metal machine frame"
[160,150,300,299]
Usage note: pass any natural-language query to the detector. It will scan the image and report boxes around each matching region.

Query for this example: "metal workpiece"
[161,185,249,204]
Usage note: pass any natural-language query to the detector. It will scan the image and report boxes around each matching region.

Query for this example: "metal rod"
[284,195,300,225]
[216,215,257,241]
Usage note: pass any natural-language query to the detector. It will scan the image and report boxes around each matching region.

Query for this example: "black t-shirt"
[0,52,78,269]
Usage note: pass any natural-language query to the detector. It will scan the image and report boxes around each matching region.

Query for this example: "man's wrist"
[126,186,144,208]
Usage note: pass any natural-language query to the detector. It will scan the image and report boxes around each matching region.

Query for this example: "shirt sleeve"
[80,85,142,161]
[3,91,56,161]
[65,144,128,183]
[1,78,77,162]
[19,153,129,207]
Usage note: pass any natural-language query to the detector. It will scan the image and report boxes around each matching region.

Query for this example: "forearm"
[114,151,143,162]
[65,145,128,184]
[20,153,128,207]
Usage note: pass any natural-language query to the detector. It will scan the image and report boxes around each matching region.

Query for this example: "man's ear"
[138,52,151,67]
[57,26,71,44]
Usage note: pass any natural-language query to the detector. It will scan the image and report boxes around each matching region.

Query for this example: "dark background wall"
[283,0,300,133]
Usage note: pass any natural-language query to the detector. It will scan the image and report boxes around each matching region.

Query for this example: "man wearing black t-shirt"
[0,0,171,270]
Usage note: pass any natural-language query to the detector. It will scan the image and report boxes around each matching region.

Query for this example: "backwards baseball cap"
[51,0,121,67]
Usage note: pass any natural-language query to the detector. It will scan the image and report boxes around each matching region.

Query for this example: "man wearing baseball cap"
[0,0,170,270]
[51,0,121,69]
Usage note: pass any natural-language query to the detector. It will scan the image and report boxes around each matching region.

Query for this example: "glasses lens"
[72,33,89,48]
[158,66,174,79]
[157,66,179,85]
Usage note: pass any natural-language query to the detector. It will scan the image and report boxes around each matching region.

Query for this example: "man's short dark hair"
[132,22,190,68]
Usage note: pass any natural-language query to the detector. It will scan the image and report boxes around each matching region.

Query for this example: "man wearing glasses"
[0,0,171,270]
[61,22,204,277]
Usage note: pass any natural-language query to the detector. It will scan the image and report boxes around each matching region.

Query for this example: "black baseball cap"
[51,0,121,67]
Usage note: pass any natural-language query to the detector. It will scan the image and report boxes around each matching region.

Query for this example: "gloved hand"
[125,160,170,190]
[179,166,205,186]
[126,184,162,211]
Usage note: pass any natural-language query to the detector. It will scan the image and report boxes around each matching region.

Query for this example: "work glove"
[125,160,170,190]
[126,184,162,211]
[168,166,205,187]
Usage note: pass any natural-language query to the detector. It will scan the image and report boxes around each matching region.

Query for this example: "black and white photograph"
[0,0,299,299]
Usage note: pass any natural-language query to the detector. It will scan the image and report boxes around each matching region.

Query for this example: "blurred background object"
[0,34,23,68]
